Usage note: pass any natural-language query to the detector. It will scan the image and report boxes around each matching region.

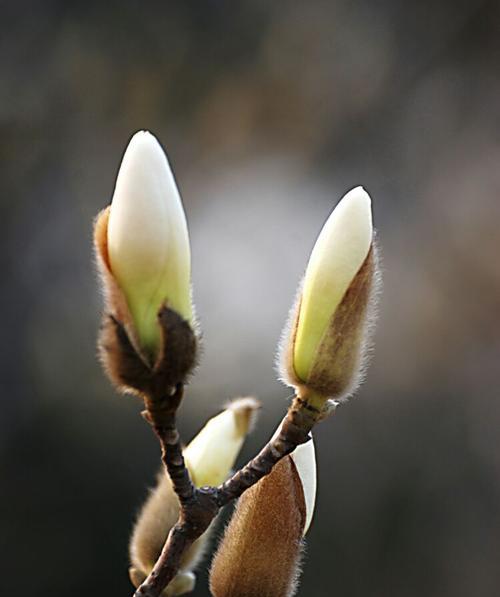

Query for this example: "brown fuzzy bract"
[209,456,306,597]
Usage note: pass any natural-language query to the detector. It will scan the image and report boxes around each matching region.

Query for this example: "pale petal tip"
[341,185,372,207]
[130,129,156,142]
[335,185,373,235]
[115,130,174,197]
[125,129,164,159]
[135,129,153,136]
[225,396,261,436]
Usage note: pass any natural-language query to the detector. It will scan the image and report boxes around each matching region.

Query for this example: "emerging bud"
[209,436,317,597]
[280,186,380,406]
[106,130,192,360]
[184,397,260,487]
[129,398,259,595]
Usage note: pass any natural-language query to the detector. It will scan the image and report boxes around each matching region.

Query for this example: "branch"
[216,395,318,506]
[134,385,218,597]
[134,392,322,597]
[141,384,194,504]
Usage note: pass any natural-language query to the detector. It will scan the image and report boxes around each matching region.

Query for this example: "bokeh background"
[2,1,500,595]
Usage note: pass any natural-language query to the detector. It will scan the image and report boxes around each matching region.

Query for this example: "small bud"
[209,437,317,597]
[280,186,380,406]
[129,399,259,594]
[184,397,260,487]
[104,130,193,361]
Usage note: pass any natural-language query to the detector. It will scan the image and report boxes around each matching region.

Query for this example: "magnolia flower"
[106,130,192,359]
[209,435,317,597]
[129,398,260,596]
[280,186,379,406]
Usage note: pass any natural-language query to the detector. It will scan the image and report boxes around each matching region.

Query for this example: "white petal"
[107,131,192,353]
[294,186,373,381]
[183,398,259,488]
[108,131,189,281]
[290,436,317,535]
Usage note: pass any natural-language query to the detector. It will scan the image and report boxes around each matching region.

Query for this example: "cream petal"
[290,436,317,534]
[107,131,192,356]
[183,398,260,488]
[293,186,373,381]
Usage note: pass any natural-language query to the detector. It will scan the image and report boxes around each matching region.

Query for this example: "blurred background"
[2,1,500,595]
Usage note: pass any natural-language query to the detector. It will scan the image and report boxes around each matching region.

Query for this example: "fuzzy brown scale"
[302,246,375,398]
[99,316,151,392]
[210,457,306,597]
[99,307,197,398]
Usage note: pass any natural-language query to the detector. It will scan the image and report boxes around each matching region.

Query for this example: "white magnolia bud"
[280,186,379,405]
[184,397,260,487]
[107,131,192,359]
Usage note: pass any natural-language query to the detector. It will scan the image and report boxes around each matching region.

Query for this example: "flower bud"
[129,398,260,594]
[209,436,317,597]
[280,186,379,406]
[106,130,192,360]
[184,397,260,487]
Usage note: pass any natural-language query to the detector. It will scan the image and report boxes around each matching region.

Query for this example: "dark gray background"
[2,1,500,595]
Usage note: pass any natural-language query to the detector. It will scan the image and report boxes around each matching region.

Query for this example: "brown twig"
[216,395,318,506]
[134,392,321,597]
[141,385,194,504]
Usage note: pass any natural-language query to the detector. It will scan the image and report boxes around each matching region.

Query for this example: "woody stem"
[133,393,321,597]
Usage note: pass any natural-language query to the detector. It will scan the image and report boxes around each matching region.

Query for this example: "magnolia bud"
[129,398,259,595]
[280,186,380,406]
[106,130,192,360]
[184,397,260,487]
[209,436,317,597]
